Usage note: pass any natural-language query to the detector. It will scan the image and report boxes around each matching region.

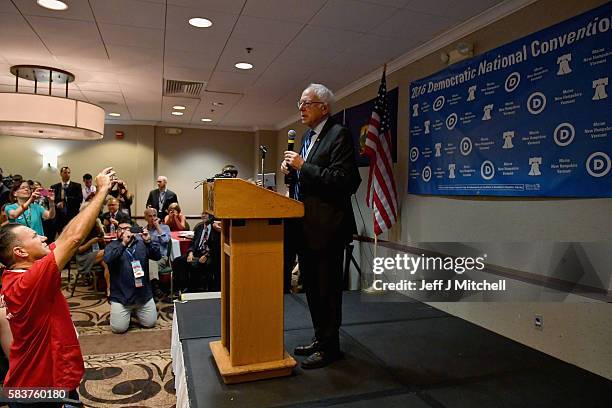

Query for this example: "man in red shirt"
[0,167,116,406]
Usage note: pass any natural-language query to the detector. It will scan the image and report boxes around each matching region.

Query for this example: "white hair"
[305,83,335,112]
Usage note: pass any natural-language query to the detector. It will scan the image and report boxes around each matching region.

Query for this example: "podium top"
[203,178,304,219]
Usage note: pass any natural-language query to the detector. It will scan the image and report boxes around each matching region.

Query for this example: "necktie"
[293,129,316,200]
[198,226,209,251]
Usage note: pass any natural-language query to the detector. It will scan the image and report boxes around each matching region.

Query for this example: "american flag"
[364,68,398,236]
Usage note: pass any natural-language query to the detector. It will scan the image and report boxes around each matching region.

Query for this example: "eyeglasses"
[116,226,131,231]
[297,100,324,109]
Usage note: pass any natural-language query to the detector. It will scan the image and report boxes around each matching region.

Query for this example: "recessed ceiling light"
[212,102,224,107]
[235,62,253,70]
[172,105,186,110]
[171,111,184,116]
[201,118,212,122]
[37,0,68,11]
[108,112,121,117]
[189,17,213,28]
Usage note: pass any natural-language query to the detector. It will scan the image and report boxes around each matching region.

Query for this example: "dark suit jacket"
[146,189,178,219]
[188,222,221,269]
[298,118,361,252]
[99,211,131,232]
[51,181,83,221]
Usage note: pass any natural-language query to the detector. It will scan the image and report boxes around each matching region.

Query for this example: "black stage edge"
[175,292,610,408]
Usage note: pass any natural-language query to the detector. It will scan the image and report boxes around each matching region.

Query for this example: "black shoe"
[300,350,343,369]
[294,341,321,356]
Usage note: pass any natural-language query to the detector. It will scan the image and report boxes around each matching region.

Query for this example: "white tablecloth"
[172,303,190,408]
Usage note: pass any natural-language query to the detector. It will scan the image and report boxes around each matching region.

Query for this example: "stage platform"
[171,291,609,408]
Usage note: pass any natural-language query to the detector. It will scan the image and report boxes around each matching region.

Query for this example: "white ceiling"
[0,0,505,130]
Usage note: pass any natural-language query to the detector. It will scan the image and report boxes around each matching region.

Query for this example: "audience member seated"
[109,179,134,219]
[173,212,220,293]
[75,220,109,295]
[100,197,131,233]
[164,202,188,231]
[4,181,56,236]
[103,222,161,334]
[143,208,171,299]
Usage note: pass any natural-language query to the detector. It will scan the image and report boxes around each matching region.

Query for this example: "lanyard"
[158,192,165,210]
[125,246,136,260]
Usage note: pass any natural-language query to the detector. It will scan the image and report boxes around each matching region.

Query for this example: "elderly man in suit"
[281,83,361,369]
[51,166,83,238]
[146,176,178,220]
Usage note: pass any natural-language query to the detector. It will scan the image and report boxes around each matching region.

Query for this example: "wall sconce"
[441,42,474,65]
[42,150,58,168]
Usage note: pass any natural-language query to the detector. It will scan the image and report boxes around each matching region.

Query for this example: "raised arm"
[53,168,116,271]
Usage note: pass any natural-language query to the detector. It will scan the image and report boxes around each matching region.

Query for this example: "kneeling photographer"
[103,223,161,334]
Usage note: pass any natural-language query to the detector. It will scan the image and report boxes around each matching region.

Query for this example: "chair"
[68,258,102,297]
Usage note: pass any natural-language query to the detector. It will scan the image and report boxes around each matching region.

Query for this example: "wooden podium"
[203,178,304,384]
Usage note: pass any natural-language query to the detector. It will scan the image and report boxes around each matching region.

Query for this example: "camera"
[39,188,50,197]
[130,225,144,234]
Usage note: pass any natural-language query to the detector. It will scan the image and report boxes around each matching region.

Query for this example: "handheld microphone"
[287,129,296,152]
[285,129,297,191]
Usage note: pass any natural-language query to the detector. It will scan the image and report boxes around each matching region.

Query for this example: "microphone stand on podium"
[259,145,267,185]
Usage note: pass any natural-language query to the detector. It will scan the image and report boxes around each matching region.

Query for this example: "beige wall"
[1,125,263,217]
[275,0,612,379]
[0,125,151,208]
[155,126,256,215]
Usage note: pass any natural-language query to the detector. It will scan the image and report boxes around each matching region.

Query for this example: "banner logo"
[586,152,611,178]
[460,137,473,156]
[410,147,419,162]
[553,123,575,147]
[527,92,546,115]
[502,131,515,149]
[556,53,572,75]
[505,72,521,92]
[433,95,445,111]
[422,166,432,182]
[592,77,608,100]
[445,113,458,130]
[481,160,495,180]
[528,157,542,176]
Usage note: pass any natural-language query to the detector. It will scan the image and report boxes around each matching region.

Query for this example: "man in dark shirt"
[145,176,178,220]
[103,222,161,333]
[100,198,131,233]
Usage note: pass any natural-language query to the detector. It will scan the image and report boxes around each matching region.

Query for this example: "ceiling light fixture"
[212,102,224,107]
[189,17,213,28]
[172,105,186,110]
[37,0,68,11]
[0,65,104,140]
[234,62,253,70]
[201,118,212,122]
[171,111,184,116]
[108,112,121,117]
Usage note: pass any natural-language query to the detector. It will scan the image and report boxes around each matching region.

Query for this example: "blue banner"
[334,87,398,167]
[408,3,611,197]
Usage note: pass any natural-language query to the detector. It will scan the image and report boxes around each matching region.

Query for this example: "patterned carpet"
[63,271,177,407]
